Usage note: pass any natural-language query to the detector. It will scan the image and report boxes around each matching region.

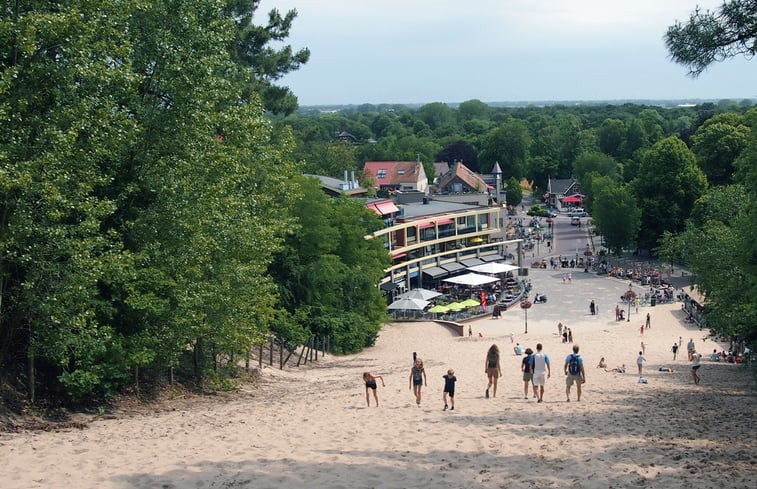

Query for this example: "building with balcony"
[367,199,523,293]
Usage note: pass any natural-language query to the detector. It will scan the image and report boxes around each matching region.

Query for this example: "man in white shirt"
[532,343,551,403]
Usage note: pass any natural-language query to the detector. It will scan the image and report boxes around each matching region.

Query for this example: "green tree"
[504,177,523,207]
[269,177,389,353]
[690,114,750,185]
[479,120,531,176]
[225,0,310,114]
[597,119,626,158]
[657,185,755,340]
[665,0,757,76]
[591,181,641,256]
[633,137,708,250]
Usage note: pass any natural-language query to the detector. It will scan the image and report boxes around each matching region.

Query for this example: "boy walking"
[443,369,457,410]
[564,345,585,402]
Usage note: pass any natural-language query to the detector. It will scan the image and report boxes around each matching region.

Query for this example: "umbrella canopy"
[445,302,466,311]
[427,304,450,313]
[561,195,583,203]
[468,262,519,274]
[443,273,499,286]
[460,298,481,308]
[397,288,442,301]
[387,298,429,311]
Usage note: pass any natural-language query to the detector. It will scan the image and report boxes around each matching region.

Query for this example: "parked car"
[571,216,581,226]
[547,210,558,218]
[568,208,588,217]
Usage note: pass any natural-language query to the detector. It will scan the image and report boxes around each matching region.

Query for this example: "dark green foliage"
[268,177,389,354]
[665,0,757,76]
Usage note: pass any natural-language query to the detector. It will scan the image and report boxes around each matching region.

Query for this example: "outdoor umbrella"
[445,302,465,311]
[443,273,499,286]
[468,262,519,274]
[397,288,442,301]
[428,304,450,313]
[460,298,481,308]
[387,298,430,311]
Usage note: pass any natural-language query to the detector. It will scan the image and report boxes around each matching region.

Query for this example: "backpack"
[568,354,581,375]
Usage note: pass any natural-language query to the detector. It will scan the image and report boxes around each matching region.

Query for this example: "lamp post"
[521,296,532,334]
[627,282,633,322]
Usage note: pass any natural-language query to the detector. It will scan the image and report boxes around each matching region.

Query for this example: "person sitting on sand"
[605,364,626,373]
[513,343,523,355]
[597,357,607,369]
[363,372,385,407]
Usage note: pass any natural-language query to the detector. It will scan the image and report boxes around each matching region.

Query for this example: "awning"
[422,266,448,279]
[379,281,399,291]
[481,254,503,262]
[368,201,400,216]
[436,218,454,226]
[460,258,485,268]
[392,252,407,260]
[561,195,583,203]
[443,273,499,286]
[440,262,466,273]
[418,221,435,229]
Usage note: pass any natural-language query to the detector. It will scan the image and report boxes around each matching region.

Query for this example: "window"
[397,169,405,175]
[377,169,387,179]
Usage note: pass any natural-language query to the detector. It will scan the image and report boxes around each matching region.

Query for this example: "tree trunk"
[27,345,35,404]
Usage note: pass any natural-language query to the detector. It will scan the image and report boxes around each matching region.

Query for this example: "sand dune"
[1,270,755,488]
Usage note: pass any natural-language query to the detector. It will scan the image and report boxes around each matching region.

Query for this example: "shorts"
[413,379,423,386]
[566,374,583,386]
[444,388,455,397]
[533,373,546,386]
[522,372,533,382]
[487,368,499,378]
[365,381,377,390]
[692,365,701,371]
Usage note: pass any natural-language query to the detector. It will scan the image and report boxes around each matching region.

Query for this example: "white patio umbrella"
[442,273,499,286]
[387,298,430,310]
[468,262,519,274]
[397,288,442,301]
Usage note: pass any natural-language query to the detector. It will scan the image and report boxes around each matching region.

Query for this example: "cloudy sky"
[261,0,755,106]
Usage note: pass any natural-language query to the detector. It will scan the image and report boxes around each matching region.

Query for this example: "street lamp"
[627,282,633,322]
[521,296,532,333]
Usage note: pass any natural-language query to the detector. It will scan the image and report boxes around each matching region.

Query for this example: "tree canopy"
[665,0,757,76]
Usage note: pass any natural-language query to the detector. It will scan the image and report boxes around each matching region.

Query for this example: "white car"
[568,208,588,217]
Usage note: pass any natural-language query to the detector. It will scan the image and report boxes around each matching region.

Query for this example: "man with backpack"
[564,344,586,402]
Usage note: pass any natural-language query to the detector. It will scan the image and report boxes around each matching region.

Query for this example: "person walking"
[691,350,702,384]
[636,351,646,377]
[484,344,502,398]
[641,341,646,355]
[672,343,679,360]
[409,358,427,406]
[442,369,457,410]
[521,348,537,399]
[532,343,551,403]
[589,300,596,315]
[564,344,585,402]
[568,328,573,343]
[645,313,651,329]
[687,338,696,361]
[363,372,385,407]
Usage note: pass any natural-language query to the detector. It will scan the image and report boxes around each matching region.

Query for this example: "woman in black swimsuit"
[363,372,385,407]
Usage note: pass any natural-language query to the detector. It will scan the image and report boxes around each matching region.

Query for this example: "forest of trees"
[1,1,755,405]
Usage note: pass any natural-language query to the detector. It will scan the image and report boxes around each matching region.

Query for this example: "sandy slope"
[1,270,755,488]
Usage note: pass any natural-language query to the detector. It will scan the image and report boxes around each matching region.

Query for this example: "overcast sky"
[261,0,756,106]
